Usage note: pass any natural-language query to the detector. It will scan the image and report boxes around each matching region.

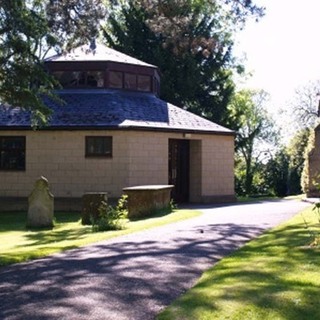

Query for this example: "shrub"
[301,130,315,194]
[92,195,128,232]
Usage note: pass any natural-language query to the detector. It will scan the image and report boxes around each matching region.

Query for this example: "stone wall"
[201,135,235,201]
[0,130,130,199]
[0,130,235,206]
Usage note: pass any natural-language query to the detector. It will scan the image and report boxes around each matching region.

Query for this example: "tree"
[227,89,277,195]
[301,129,316,195]
[289,80,320,129]
[45,0,107,52]
[103,0,264,125]
[286,129,310,195]
[263,148,289,197]
[0,0,106,125]
[0,1,57,125]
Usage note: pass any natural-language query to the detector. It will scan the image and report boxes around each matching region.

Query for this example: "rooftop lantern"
[44,42,160,95]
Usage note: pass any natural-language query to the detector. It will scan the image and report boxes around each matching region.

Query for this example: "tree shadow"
[0,211,81,232]
[0,222,271,320]
[0,200,315,320]
[20,227,90,247]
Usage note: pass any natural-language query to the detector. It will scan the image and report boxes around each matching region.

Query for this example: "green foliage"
[159,206,320,320]
[45,0,106,52]
[263,148,289,197]
[168,199,178,211]
[287,129,310,194]
[92,195,128,232]
[0,1,57,126]
[0,0,106,126]
[301,130,315,194]
[104,1,263,125]
[235,128,311,197]
[227,89,278,195]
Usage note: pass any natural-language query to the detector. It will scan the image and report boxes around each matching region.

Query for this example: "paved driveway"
[0,199,310,320]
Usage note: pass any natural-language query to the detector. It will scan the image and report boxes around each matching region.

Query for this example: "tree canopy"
[289,80,320,130]
[104,0,264,125]
[0,1,55,125]
[0,0,264,126]
[0,0,106,126]
[227,89,277,195]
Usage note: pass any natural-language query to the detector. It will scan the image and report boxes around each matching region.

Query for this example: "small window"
[109,71,123,89]
[53,71,83,87]
[124,73,137,90]
[87,71,105,87]
[0,136,26,171]
[85,136,112,157]
[53,71,104,88]
[137,75,151,92]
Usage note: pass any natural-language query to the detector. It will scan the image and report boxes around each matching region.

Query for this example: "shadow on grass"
[0,210,87,251]
[0,221,271,320]
[128,208,174,222]
[0,212,28,231]
[0,211,81,230]
[159,221,320,320]
[20,227,90,247]
[0,202,316,320]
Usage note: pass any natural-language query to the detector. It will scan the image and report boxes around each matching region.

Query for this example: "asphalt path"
[0,199,311,320]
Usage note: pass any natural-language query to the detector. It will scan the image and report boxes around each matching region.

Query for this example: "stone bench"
[123,185,174,219]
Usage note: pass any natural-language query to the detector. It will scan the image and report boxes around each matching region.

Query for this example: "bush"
[92,195,128,232]
[301,130,315,194]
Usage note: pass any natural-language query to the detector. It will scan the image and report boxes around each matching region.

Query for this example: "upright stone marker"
[27,176,54,228]
[81,192,108,225]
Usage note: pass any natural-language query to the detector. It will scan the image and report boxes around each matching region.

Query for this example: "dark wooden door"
[168,139,190,203]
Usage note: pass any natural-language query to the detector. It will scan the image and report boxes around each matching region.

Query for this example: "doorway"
[168,139,190,203]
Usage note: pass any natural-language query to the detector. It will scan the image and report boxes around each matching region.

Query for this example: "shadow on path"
[0,223,264,320]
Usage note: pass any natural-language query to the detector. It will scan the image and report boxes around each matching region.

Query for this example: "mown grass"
[237,194,305,203]
[0,209,201,267]
[158,206,320,320]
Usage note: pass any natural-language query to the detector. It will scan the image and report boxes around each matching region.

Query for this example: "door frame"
[168,139,190,203]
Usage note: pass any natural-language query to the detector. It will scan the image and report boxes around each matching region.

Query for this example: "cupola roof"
[45,43,156,68]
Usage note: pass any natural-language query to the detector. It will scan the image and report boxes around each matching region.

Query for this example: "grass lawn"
[0,209,201,267]
[158,206,320,320]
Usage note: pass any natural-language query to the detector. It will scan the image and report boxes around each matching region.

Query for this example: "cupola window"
[109,71,152,92]
[109,71,123,89]
[53,71,104,88]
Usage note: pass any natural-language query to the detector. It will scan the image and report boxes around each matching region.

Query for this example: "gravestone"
[81,192,108,225]
[27,176,54,228]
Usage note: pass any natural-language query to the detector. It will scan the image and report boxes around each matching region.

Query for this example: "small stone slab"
[27,176,54,228]
[81,192,108,225]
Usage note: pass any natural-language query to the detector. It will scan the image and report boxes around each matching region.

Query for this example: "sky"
[234,0,320,115]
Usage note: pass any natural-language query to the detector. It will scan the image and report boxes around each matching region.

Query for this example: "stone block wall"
[0,130,129,199]
[0,129,235,207]
[127,132,168,186]
[201,135,235,202]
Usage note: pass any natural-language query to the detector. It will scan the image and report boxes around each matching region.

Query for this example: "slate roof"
[0,89,233,135]
[45,43,156,68]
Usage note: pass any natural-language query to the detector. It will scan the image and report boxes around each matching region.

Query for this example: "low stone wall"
[123,185,174,219]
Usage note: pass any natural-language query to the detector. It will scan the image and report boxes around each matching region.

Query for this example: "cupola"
[44,43,160,95]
